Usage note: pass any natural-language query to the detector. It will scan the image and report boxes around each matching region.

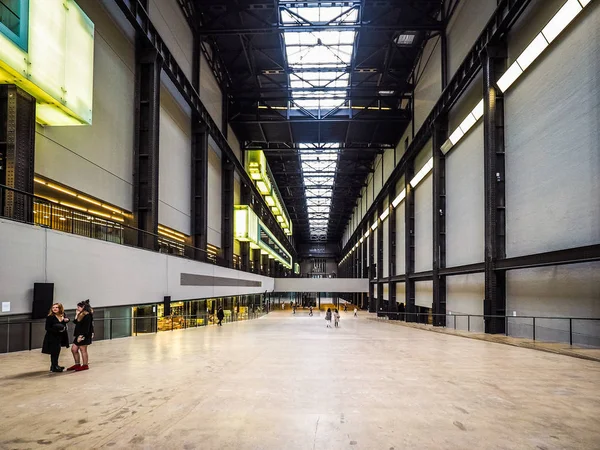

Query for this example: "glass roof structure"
[281,3,358,239]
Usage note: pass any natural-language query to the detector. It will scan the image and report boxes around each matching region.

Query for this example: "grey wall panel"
[415,281,433,308]
[382,208,389,279]
[447,0,496,79]
[397,282,406,306]
[35,6,135,210]
[200,53,224,132]
[374,155,383,199]
[383,148,395,182]
[505,4,600,257]
[446,273,485,332]
[148,0,193,80]
[415,176,433,272]
[207,145,222,246]
[158,86,192,234]
[383,283,389,301]
[506,262,600,346]
[395,199,406,275]
[445,122,484,267]
[414,37,442,131]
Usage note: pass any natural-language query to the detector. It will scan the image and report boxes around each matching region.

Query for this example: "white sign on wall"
[1,302,10,312]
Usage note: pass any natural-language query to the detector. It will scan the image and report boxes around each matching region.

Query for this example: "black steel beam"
[0,86,35,222]
[376,203,384,314]
[483,44,507,335]
[232,117,409,124]
[191,125,208,258]
[134,44,161,251]
[439,262,485,277]
[113,0,296,259]
[389,180,397,314]
[362,224,368,309]
[198,23,443,36]
[432,116,448,326]
[405,161,415,321]
[410,270,433,281]
[221,156,234,267]
[340,0,530,258]
[496,245,600,271]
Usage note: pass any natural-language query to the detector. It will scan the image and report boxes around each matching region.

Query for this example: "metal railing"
[0,184,234,267]
[0,311,267,354]
[374,311,600,347]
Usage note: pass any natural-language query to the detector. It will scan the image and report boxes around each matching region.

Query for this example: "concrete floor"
[1,311,599,450]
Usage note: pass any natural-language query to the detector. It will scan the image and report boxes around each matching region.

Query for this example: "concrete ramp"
[273,278,368,292]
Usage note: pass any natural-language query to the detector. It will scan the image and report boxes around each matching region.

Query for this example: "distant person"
[69,300,93,372]
[354,307,358,317]
[217,307,224,326]
[334,309,340,328]
[309,306,313,317]
[344,304,347,312]
[281,303,285,310]
[325,308,332,328]
[292,304,296,315]
[42,303,70,373]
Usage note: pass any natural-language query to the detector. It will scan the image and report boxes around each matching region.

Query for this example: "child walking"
[333,309,340,328]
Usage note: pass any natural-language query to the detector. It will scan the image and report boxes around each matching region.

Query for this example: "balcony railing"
[0,184,234,268]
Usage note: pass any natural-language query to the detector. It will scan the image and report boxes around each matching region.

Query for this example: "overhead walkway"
[1,312,599,449]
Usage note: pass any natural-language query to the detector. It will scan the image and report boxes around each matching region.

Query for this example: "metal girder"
[232,116,409,124]
[341,0,531,256]
[0,86,35,222]
[113,0,296,258]
[197,23,443,36]
[404,163,415,321]
[221,156,235,267]
[134,44,161,251]
[497,245,600,271]
[483,44,507,335]
[191,125,209,257]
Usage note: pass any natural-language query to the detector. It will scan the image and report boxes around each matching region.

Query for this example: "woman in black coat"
[42,303,70,372]
[68,300,94,372]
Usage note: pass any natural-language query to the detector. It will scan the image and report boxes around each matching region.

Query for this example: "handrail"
[0,184,244,269]
[372,311,600,347]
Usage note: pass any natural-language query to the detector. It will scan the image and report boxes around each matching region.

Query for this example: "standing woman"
[42,303,70,372]
[68,300,94,372]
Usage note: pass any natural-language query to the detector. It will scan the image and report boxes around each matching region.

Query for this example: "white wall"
[446,273,485,332]
[506,262,600,346]
[395,197,406,275]
[382,207,389,278]
[505,1,600,257]
[396,282,406,306]
[273,278,369,293]
[200,53,223,131]
[445,122,484,266]
[35,0,135,210]
[414,143,433,272]
[159,85,192,234]
[415,281,433,308]
[148,0,193,80]
[446,0,497,79]
[414,36,442,131]
[0,220,274,316]
[207,142,222,247]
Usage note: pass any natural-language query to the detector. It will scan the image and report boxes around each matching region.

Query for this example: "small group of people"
[324,308,341,328]
[42,300,94,373]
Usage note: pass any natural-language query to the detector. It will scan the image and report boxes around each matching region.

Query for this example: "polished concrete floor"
[1,311,599,450]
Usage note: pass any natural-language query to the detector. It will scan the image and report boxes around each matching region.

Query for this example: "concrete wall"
[414,143,433,273]
[35,0,135,210]
[414,36,442,132]
[207,142,222,247]
[446,273,485,333]
[0,219,274,316]
[273,278,369,293]
[159,85,192,234]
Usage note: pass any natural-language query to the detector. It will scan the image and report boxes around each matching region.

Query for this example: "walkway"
[1,311,599,449]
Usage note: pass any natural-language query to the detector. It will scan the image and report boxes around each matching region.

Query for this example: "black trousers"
[50,349,60,367]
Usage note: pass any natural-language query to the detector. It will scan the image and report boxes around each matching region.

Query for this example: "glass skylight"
[281,3,358,111]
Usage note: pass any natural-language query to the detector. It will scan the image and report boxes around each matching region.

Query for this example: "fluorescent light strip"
[391,189,406,208]
[371,221,378,231]
[409,157,434,188]
[379,207,390,221]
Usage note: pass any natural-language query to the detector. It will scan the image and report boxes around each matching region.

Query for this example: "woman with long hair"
[67,300,94,372]
[42,303,70,372]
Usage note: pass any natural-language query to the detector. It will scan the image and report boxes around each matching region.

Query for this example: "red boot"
[66,364,80,371]
[75,364,89,371]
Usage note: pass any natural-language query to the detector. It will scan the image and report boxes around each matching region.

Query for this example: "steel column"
[221,156,234,267]
[483,45,507,334]
[191,125,208,259]
[376,203,384,314]
[362,225,368,309]
[389,182,397,315]
[134,44,161,250]
[368,220,375,313]
[253,248,261,275]
[432,116,448,326]
[0,86,35,222]
[405,160,416,321]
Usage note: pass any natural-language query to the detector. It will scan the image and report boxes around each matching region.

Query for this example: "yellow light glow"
[60,202,87,212]
[265,196,276,206]
[277,215,284,223]
[110,216,125,223]
[101,204,123,214]
[88,209,112,219]
[47,183,77,196]
[157,225,187,239]
[36,103,85,126]
[77,195,101,206]
[256,181,270,194]
[34,177,47,185]
[158,229,186,243]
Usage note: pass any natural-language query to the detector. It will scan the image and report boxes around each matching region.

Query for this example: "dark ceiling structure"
[181,0,450,245]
